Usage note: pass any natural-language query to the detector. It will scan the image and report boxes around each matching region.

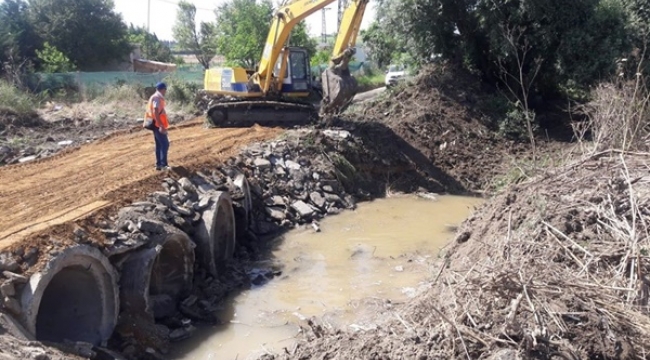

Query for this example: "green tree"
[290,21,317,59]
[380,0,634,96]
[215,0,316,69]
[621,0,650,76]
[215,0,273,69]
[173,1,217,69]
[28,0,130,70]
[360,22,400,68]
[0,0,41,67]
[35,41,75,73]
[128,25,175,63]
[311,46,333,66]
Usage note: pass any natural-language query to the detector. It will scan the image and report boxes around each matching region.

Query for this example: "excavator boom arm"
[319,0,369,115]
[257,0,338,93]
[331,0,368,61]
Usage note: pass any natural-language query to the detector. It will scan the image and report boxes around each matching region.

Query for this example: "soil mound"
[264,151,650,359]
[348,63,536,193]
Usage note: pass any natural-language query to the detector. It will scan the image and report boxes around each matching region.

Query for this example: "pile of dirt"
[263,151,650,359]
[346,63,550,193]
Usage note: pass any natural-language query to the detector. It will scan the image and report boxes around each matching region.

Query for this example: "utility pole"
[337,0,345,30]
[147,0,151,32]
[321,7,331,44]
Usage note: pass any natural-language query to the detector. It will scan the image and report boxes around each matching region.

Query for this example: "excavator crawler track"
[206,98,318,128]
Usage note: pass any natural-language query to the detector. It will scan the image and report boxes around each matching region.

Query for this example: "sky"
[113,0,376,42]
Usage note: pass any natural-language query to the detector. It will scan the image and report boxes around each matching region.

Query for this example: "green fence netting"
[26,61,369,93]
[25,70,204,93]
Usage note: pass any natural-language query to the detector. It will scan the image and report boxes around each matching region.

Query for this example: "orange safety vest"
[144,92,169,130]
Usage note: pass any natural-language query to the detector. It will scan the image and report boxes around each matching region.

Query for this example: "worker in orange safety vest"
[143,82,171,171]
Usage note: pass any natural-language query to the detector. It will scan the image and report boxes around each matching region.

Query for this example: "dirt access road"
[0,118,280,249]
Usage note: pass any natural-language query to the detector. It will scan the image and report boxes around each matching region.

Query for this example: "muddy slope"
[264,151,650,359]
[344,63,561,193]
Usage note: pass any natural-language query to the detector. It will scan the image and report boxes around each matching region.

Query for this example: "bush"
[356,72,385,90]
[0,80,36,114]
[164,76,200,106]
[498,106,538,141]
[35,42,75,73]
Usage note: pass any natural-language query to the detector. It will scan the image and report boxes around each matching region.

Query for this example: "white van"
[385,64,406,86]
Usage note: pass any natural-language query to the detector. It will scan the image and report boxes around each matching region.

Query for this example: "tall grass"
[84,83,143,104]
[0,80,37,115]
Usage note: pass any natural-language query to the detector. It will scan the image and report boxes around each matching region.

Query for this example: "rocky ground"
[0,335,87,360]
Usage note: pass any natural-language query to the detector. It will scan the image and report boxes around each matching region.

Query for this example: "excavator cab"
[201,0,369,127]
[272,47,313,96]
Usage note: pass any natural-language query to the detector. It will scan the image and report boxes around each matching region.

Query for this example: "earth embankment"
[0,119,280,249]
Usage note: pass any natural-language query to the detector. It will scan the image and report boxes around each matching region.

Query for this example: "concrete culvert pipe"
[233,173,252,228]
[120,227,195,320]
[20,245,118,346]
[195,191,236,275]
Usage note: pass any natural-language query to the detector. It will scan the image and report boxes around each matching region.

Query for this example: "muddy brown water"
[171,195,482,360]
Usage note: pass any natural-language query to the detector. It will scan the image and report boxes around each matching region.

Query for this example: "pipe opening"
[35,265,103,344]
[149,234,192,318]
[119,229,194,320]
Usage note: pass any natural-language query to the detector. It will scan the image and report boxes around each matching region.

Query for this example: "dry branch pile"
[576,78,650,153]
[265,152,650,359]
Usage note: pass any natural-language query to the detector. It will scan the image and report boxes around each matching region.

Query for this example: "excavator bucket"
[320,68,358,115]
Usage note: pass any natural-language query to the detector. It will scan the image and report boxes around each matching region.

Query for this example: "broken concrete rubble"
[291,201,315,218]
[0,254,19,272]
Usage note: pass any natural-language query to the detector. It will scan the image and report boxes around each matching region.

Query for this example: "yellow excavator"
[202,0,369,126]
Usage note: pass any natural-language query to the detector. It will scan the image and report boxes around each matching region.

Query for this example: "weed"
[332,154,357,191]
[91,84,142,104]
[164,74,200,107]
[0,80,36,115]
[7,137,28,146]
[356,73,385,90]
[490,154,563,192]
[498,106,539,141]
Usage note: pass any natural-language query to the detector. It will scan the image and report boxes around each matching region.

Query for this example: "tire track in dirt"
[0,118,281,249]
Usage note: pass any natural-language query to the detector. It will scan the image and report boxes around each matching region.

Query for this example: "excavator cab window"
[287,47,311,91]
[289,51,307,80]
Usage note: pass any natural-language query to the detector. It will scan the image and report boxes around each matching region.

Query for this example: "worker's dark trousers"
[153,127,169,167]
